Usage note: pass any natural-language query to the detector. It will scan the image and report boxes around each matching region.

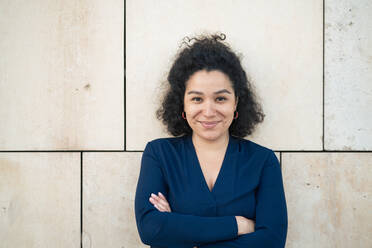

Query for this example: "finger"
[157,204,170,212]
[155,204,168,212]
[155,198,169,210]
[153,193,169,206]
[151,197,171,212]
[150,194,164,206]
[160,201,171,212]
[150,196,167,210]
[151,193,162,201]
[158,192,167,201]
[149,197,158,208]
[150,194,171,212]
[154,204,162,211]
[151,193,157,198]
[151,194,169,208]
[149,196,162,207]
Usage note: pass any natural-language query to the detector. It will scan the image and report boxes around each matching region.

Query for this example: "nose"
[203,101,216,117]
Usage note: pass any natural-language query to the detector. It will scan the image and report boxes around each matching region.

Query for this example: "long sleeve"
[134,141,238,247]
[198,150,288,248]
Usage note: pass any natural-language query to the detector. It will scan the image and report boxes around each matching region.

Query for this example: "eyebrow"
[187,89,232,95]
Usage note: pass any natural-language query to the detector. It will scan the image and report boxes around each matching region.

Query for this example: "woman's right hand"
[235,216,255,235]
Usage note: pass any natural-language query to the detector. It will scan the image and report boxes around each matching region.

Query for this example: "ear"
[235,96,239,109]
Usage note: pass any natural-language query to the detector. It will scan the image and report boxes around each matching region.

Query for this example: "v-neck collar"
[186,134,234,195]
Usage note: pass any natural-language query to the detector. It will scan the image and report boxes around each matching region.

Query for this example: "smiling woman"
[134,33,288,248]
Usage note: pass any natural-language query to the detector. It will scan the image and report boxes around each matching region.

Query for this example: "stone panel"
[0,153,80,247]
[282,153,372,247]
[0,0,124,150]
[83,152,145,247]
[325,0,372,150]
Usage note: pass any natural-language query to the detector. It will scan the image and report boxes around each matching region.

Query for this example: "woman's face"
[184,69,237,142]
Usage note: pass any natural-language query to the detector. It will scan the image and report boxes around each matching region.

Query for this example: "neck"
[192,132,229,152]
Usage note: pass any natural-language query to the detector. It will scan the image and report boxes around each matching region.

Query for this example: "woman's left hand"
[149,192,172,212]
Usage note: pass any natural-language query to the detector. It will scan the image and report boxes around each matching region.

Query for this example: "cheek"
[220,105,236,117]
[185,105,201,118]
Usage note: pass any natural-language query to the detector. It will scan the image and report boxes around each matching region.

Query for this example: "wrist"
[249,219,255,233]
[235,216,242,235]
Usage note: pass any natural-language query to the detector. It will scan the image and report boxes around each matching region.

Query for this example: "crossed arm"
[134,142,288,248]
[150,192,255,248]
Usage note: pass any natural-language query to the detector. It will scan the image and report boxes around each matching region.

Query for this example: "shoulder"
[232,136,277,164]
[233,136,272,154]
[145,136,187,153]
[147,136,186,147]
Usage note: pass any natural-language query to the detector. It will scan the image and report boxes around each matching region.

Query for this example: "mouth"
[199,121,220,129]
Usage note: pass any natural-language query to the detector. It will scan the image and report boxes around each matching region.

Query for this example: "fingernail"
[151,193,155,197]
[158,192,162,195]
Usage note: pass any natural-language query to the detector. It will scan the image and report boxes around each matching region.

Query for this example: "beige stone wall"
[0,0,371,247]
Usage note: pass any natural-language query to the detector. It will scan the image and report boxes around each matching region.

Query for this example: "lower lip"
[200,122,219,129]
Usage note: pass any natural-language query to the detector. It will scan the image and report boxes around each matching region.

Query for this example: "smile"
[199,121,220,129]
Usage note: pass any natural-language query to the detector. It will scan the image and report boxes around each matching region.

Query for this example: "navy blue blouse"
[134,135,288,248]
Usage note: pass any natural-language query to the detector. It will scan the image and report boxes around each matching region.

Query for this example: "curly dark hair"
[156,33,265,138]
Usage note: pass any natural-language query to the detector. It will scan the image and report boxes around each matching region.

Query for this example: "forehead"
[185,70,233,91]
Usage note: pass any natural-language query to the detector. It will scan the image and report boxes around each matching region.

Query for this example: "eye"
[191,97,202,102]
[216,96,227,102]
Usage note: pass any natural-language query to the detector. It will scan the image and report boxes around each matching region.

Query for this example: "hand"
[235,216,255,235]
[149,192,172,212]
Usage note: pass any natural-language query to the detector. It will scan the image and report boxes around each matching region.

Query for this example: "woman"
[134,34,288,248]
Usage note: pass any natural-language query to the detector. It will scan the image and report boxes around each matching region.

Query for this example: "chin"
[195,130,226,142]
